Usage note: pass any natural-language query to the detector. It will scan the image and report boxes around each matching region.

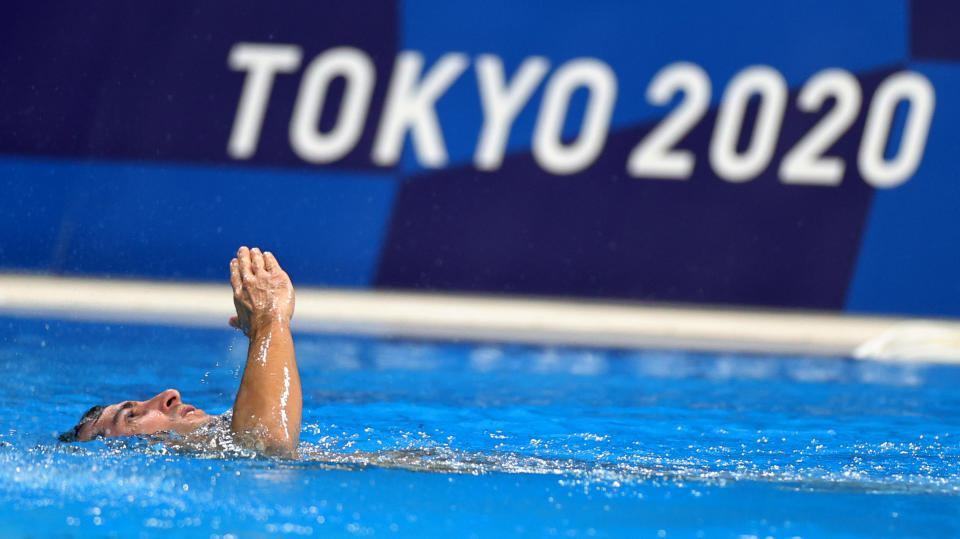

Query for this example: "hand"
[229,246,295,336]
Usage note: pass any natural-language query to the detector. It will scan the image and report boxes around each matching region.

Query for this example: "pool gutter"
[2,274,959,363]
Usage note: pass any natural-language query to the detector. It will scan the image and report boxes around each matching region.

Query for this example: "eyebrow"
[112,402,135,425]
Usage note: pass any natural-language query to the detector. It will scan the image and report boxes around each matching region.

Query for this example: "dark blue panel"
[374,69,898,309]
[0,158,397,286]
[847,63,960,317]
[0,1,397,170]
[910,0,960,61]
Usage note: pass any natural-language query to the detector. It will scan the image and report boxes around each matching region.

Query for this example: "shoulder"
[192,410,232,436]
[163,410,251,456]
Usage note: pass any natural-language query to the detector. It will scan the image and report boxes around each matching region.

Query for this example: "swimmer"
[58,246,302,457]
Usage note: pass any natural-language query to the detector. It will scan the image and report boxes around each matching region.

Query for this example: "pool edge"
[2,273,959,363]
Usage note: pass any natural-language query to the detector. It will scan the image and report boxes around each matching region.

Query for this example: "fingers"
[229,258,241,296]
[236,246,277,280]
[250,247,265,273]
[263,251,278,271]
[237,246,254,282]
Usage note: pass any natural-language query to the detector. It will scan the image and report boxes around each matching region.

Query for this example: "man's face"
[78,389,211,441]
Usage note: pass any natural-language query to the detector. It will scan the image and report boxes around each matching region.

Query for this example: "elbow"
[239,429,299,458]
[231,415,300,458]
[261,439,298,459]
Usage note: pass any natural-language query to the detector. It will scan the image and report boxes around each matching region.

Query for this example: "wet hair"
[58,405,106,442]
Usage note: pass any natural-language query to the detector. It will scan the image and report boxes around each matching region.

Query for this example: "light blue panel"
[0,157,398,287]
[399,0,908,171]
[846,63,960,317]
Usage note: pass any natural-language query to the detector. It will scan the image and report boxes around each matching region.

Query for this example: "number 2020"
[627,63,935,189]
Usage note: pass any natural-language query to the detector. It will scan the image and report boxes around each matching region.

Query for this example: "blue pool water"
[1,316,959,537]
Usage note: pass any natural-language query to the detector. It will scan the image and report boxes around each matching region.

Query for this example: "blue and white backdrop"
[1,1,958,317]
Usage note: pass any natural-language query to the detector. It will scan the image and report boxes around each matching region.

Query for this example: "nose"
[146,389,182,413]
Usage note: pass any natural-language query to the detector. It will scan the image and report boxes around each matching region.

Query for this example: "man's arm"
[228,246,302,457]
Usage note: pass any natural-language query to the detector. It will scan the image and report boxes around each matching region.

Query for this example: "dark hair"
[58,405,106,442]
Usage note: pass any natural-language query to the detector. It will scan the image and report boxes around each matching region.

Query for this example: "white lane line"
[1,273,959,362]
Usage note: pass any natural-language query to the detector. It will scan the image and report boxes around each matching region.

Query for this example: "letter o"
[290,47,376,164]
[533,59,617,175]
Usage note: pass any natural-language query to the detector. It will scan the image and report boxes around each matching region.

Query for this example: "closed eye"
[113,401,136,426]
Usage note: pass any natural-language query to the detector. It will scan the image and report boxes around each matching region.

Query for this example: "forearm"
[231,320,302,456]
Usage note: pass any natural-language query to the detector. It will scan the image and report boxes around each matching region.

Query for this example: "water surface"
[1,317,958,537]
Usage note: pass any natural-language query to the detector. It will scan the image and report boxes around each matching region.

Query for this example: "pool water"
[1,316,959,537]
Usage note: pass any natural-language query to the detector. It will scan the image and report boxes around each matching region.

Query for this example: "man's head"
[59,389,212,442]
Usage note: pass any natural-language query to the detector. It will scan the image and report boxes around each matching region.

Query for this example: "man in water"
[58,246,302,457]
